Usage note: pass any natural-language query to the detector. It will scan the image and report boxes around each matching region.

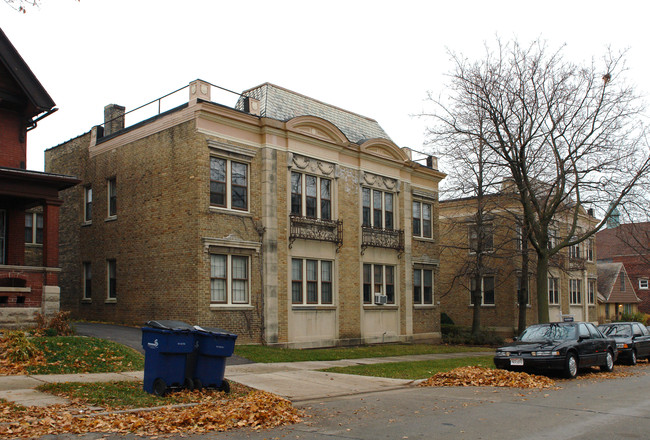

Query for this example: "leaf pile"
[0,332,46,375]
[0,390,301,438]
[419,366,556,389]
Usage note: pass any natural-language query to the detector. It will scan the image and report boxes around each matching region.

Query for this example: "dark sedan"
[494,322,617,379]
[598,322,650,365]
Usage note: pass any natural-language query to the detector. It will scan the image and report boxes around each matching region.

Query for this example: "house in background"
[45,80,445,347]
[0,28,78,327]
[438,189,599,336]
[597,262,641,321]
[596,222,650,314]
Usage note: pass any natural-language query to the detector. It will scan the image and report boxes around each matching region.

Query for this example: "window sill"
[209,304,254,311]
[105,298,117,304]
[414,304,437,309]
[25,243,43,248]
[468,304,495,308]
[81,299,92,304]
[363,304,398,310]
[105,216,117,222]
[292,305,337,311]
[81,221,92,227]
[209,206,251,216]
[549,304,561,307]
[413,236,435,242]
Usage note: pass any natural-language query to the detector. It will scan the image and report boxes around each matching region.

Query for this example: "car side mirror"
[513,337,518,341]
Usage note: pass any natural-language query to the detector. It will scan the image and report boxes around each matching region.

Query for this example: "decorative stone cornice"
[288,153,336,178]
[207,139,257,161]
[202,234,261,252]
[362,171,399,192]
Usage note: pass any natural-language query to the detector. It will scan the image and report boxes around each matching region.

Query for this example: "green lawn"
[234,343,492,363]
[322,356,496,380]
[28,336,144,374]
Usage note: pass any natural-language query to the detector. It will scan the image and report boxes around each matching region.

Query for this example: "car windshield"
[601,324,631,337]
[519,324,576,341]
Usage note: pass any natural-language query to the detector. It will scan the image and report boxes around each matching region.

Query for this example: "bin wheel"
[193,378,203,391]
[218,379,230,394]
[153,378,167,396]
[184,377,194,391]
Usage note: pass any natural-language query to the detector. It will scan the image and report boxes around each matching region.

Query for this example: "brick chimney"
[104,104,125,136]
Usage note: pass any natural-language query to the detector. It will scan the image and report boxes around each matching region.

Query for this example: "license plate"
[510,358,524,366]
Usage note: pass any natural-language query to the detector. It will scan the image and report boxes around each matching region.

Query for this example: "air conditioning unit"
[375,294,388,305]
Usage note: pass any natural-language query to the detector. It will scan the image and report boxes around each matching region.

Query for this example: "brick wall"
[0,109,26,168]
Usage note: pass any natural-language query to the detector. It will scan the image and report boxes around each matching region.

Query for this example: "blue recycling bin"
[192,326,237,392]
[141,320,196,396]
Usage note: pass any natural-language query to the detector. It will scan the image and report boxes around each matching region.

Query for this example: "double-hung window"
[291,258,333,305]
[568,242,580,259]
[470,275,495,306]
[107,259,117,300]
[586,239,594,261]
[210,254,249,304]
[84,186,92,223]
[362,188,393,229]
[548,277,560,305]
[588,279,596,305]
[363,264,395,304]
[290,172,331,220]
[25,212,43,244]
[569,279,582,305]
[107,178,117,218]
[210,157,248,211]
[413,268,433,305]
[83,262,92,300]
[469,224,494,253]
[412,201,432,238]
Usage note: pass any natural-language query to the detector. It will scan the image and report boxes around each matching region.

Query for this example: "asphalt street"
[46,364,650,440]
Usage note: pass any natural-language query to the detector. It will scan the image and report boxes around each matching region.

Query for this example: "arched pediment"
[359,139,409,162]
[286,116,350,145]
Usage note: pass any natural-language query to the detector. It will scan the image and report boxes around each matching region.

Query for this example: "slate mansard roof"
[236,83,391,144]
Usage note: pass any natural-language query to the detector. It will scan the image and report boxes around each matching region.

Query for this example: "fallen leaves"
[419,366,556,389]
[0,390,301,438]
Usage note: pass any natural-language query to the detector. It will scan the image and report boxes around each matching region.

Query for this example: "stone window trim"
[548,276,560,305]
[208,139,257,163]
[290,171,333,221]
[287,153,337,179]
[209,156,249,212]
[106,177,117,220]
[361,171,399,193]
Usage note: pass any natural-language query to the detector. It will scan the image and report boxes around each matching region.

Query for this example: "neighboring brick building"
[597,262,641,321]
[438,191,599,336]
[0,28,78,327]
[45,80,445,346]
[596,222,650,314]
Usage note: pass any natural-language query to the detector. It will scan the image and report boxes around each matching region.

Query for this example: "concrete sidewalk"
[0,351,493,407]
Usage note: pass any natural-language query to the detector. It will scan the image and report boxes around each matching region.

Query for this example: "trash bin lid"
[193,325,237,337]
[145,320,194,330]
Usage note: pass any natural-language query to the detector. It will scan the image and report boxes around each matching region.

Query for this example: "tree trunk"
[518,228,529,335]
[536,254,550,323]
[471,278,482,335]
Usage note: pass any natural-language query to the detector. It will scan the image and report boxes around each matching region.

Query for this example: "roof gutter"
[26,107,58,132]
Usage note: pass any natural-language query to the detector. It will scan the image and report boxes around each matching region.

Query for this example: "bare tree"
[4,0,39,13]
[428,39,650,323]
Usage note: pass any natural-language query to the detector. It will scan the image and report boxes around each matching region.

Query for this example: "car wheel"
[564,353,578,379]
[601,350,615,372]
[630,349,637,366]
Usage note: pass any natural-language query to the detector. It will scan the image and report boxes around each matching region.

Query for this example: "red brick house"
[597,262,641,321]
[596,223,650,314]
[0,28,78,327]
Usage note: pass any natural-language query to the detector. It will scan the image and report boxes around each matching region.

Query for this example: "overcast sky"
[2,0,649,171]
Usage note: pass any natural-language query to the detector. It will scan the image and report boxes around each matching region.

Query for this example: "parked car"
[494,322,617,379]
[598,322,650,365]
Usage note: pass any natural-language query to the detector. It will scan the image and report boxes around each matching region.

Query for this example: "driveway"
[73,322,253,365]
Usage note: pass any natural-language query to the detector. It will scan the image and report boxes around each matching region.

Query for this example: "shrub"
[441,312,455,326]
[34,311,74,336]
[618,312,648,325]
[441,325,504,346]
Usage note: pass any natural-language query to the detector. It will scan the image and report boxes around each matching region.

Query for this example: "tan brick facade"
[45,81,445,346]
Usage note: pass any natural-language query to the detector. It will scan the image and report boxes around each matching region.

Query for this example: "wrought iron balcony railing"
[289,215,343,252]
[361,226,404,255]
